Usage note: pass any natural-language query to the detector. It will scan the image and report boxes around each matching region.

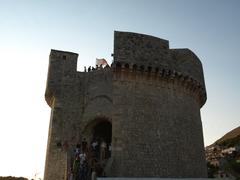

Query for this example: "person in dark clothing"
[82,138,88,153]
[78,160,88,180]
[88,66,91,72]
[73,156,80,180]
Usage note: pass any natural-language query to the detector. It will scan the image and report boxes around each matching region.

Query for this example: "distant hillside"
[215,126,240,145]
[206,126,240,178]
[0,177,28,180]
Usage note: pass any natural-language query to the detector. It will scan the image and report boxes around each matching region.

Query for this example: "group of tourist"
[68,138,111,180]
[84,64,110,72]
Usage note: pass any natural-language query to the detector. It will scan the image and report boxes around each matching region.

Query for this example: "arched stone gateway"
[93,121,112,145]
[75,118,113,178]
[81,118,112,145]
[44,31,207,180]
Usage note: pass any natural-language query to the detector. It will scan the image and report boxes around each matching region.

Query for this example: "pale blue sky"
[0,0,239,179]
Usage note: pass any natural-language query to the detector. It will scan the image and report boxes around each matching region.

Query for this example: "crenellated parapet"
[111,61,206,107]
[112,31,207,107]
[45,33,207,108]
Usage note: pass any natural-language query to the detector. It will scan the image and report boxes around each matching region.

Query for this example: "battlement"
[112,31,206,106]
[111,63,206,107]
[113,31,204,79]
[45,32,206,107]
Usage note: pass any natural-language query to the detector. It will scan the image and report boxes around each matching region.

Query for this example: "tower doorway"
[91,120,112,162]
[93,121,112,144]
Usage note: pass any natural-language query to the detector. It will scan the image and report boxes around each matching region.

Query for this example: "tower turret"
[45,49,78,107]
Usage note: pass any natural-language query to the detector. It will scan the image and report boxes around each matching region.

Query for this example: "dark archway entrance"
[91,120,112,163]
[93,121,112,144]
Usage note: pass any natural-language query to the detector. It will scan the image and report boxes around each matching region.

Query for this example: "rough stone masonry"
[44,31,207,180]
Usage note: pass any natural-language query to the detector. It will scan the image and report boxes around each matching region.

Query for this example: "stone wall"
[111,70,206,177]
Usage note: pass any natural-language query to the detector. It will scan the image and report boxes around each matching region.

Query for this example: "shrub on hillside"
[0,177,28,180]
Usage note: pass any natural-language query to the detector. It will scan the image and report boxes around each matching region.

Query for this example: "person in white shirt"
[100,139,107,161]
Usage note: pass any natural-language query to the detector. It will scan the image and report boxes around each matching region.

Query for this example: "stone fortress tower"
[44,31,207,180]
